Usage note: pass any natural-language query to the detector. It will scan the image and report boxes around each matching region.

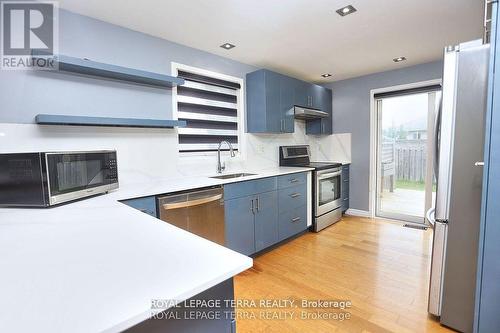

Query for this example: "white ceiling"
[57,0,484,82]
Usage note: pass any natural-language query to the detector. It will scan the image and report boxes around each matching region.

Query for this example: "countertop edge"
[103,259,253,333]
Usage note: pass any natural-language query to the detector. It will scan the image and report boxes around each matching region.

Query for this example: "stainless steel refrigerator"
[427,40,490,333]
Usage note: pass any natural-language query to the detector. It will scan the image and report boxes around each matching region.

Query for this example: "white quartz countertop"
[114,166,313,200]
[0,166,312,333]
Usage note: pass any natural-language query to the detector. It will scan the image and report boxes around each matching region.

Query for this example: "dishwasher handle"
[162,193,222,210]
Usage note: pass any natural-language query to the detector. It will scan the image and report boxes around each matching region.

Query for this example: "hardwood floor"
[234,216,454,333]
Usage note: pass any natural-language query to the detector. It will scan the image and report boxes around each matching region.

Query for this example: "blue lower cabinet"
[341,165,350,213]
[224,173,308,255]
[342,197,349,213]
[125,278,235,333]
[225,195,256,255]
[254,191,279,252]
[121,196,157,218]
[224,177,277,200]
[278,205,307,241]
[277,172,307,189]
[278,184,307,214]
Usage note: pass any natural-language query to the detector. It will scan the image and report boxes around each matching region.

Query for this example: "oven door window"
[319,175,341,206]
[46,152,116,196]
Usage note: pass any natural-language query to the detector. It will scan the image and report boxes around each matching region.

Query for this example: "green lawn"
[395,180,436,191]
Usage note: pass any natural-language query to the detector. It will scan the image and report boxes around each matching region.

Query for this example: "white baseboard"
[345,209,371,218]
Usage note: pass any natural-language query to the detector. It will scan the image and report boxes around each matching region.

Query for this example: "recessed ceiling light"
[393,56,407,62]
[336,5,357,16]
[321,73,332,78]
[220,43,235,50]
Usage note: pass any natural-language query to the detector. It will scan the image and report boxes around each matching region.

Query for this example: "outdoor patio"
[380,188,435,218]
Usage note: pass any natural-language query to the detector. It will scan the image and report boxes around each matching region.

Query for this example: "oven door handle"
[318,171,341,179]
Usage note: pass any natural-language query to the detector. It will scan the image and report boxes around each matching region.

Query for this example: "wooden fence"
[382,139,427,182]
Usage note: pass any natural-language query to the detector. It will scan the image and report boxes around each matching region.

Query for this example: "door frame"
[368,79,442,221]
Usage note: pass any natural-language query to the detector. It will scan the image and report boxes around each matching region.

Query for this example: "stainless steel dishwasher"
[157,186,225,245]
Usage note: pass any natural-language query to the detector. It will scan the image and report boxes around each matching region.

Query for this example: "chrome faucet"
[217,141,236,173]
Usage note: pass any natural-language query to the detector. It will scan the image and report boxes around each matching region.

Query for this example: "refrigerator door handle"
[434,47,458,222]
[428,220,448,316]
[433,96,442,181]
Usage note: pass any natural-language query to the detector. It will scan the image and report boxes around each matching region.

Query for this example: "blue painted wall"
[0,9,256,123]
[324,61,444,211]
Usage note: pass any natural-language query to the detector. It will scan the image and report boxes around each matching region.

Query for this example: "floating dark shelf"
[32,52,184,88]
[35,114,187,129]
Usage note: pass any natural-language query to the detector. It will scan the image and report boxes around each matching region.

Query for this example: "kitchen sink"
[210,173,257,180]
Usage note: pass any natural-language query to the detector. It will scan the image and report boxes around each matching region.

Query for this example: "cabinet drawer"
[277,172,307,189]
[342,165,349,176]
[224,177,277,200]
[342,197,349,212]
[278,205,307,241]
[122,196,157,218]
[278,184,307,214]
[341,180,349,197]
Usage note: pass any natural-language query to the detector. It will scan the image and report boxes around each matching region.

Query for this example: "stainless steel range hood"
[293,106,328,119]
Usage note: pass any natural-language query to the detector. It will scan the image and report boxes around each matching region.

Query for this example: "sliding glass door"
[375,90,440,224]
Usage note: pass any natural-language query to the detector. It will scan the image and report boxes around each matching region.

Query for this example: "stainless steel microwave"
[0,150,118,207]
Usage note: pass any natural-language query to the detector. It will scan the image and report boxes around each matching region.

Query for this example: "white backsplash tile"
[0,122,351,184]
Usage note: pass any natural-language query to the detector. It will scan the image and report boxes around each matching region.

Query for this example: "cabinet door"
[264,70,282,133]
[294,80,308,107]
[225,195,255,255]
[122,196,157,218]
[254,191,279,252]
[305,88,332,135]
[321,88,333,134]
[310,85,324,110]
[280,76,295,133]
[476,3,500,331]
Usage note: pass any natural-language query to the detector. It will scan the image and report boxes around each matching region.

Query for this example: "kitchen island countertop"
[0,166,312,333]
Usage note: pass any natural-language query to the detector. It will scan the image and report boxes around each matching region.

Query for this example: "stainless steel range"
[279,145,342,231]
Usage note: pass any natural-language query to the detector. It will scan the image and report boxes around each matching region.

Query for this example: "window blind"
[374,84,442,99]
[177,70,240,153]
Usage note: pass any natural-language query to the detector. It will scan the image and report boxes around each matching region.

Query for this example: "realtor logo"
[1,1,58,70]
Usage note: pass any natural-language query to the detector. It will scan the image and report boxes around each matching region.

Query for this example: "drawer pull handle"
[343,179,348,182]
[343,198,349,201]
[290,193,301,198]
[290,178,299,183]
[291,217,301,223]
[139,209,149,213]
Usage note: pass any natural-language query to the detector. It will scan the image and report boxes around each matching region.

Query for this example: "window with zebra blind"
[173,64,243,154]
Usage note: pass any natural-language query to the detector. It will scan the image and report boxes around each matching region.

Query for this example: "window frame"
[171,62,245,158]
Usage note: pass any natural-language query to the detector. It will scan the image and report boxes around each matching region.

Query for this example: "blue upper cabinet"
[246,69,332,135]
[309,84,324,110]
[280,76,296,133]
[305,87,333,135]
[293,80,309,107]
[246,69,287,133]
